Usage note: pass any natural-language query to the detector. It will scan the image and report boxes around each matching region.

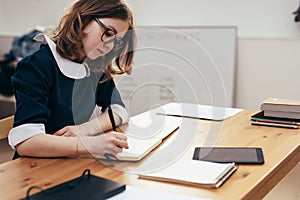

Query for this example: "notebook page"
[126,112,181,139]
[117,137,162,161]
[116,116,180,161]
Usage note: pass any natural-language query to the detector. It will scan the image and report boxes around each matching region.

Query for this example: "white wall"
[0,0,74,36]
[127,0,300,109]
[1,0,299,37]
[1,0,300,109]
[236,38,300,110]
[127,0,300,38]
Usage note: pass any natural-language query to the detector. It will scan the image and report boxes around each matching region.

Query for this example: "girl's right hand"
[78,132,128,157]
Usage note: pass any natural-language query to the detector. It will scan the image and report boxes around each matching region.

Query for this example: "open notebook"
[138,160,237,188]
[114,112,180,161]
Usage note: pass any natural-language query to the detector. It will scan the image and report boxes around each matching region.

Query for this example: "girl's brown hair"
[52,0,136,76]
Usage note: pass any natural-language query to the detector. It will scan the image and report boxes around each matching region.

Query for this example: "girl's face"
[83,18,129,59]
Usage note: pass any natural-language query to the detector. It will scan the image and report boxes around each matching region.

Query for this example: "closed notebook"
[251,111,300,129]
[264,110,300,119]
[251,121,299,129]
[251,110,300,125]
[21,169,125,200]
[138,160,237,188]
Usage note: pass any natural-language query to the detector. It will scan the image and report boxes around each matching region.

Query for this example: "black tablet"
[193,147,265,164]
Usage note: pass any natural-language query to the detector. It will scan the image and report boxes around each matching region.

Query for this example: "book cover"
[260,98,300,112]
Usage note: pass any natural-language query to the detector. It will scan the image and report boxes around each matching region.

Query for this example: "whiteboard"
[114,26,237,116]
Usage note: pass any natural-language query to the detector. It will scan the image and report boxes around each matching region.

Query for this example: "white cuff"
[8,123,45,150]
[110,104,129,124]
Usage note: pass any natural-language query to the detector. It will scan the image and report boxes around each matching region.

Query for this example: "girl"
[8,0,136,159]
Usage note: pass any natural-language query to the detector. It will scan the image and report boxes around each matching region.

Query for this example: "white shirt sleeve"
[110,104,129,124]
[8,123,45,150]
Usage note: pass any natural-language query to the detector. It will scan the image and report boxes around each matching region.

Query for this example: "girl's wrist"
[76,137,88,155]
[79,121,96,136]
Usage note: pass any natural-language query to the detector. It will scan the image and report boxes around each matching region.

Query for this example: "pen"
[108,105,129,151]
[104,105,119,164]
[108,105,117,131]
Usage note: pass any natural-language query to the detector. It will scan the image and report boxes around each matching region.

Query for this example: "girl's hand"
[54,125,81,137]
[80,132,129,157]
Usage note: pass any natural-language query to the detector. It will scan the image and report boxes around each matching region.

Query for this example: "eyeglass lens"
[94,17,123,50]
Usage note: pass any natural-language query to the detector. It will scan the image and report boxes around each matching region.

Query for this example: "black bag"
[22,169,126,200]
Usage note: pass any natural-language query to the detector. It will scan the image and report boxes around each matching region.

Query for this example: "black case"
[22,169,125,200]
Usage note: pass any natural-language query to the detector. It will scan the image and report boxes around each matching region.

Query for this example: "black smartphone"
[193,147,264,164]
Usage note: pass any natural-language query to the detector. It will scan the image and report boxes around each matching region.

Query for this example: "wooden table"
[0,110,299,200]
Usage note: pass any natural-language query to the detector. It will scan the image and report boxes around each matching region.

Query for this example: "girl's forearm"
[83,111,121,136]
[16,134,87,157]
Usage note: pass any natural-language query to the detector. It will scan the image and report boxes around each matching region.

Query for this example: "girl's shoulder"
[14,45,60,85]
[17,44,58,74]
[23,44,55,64]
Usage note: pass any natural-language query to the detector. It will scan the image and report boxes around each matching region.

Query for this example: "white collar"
[33,34,90,79]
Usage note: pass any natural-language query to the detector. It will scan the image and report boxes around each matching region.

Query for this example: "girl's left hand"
[54,125,83,137]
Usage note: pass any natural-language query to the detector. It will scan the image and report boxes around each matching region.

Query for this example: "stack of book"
[251,98,300,129]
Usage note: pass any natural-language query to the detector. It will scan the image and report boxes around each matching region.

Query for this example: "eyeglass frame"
[93,17,124,50]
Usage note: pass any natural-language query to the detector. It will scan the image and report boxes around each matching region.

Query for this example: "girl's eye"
[104,30,115,38]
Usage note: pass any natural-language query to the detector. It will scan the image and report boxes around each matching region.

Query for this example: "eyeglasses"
[93,17,124,50]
